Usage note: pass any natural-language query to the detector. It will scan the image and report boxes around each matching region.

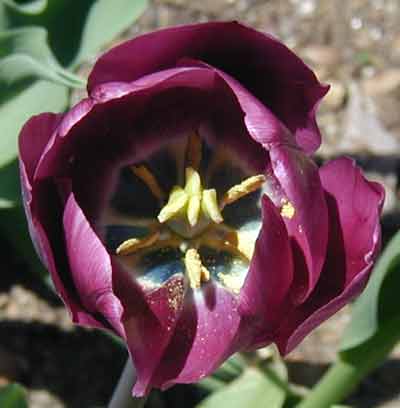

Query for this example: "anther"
[280,199,295,219]
[131,165,165,201]
[186,132,202,170]
[220,174,266,209]
[184,248,210,289]
[116,230,161,256]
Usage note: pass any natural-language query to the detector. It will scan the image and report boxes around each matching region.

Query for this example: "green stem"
[108,359,146,408]
[297,316,400,408]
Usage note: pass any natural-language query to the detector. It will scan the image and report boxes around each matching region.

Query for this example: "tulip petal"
[88,21,327,152]
[113,272,185,396]
[274,158,384,354]
[63,192,125,335]
[150,284,242,390]
[239,196,293,344]
[270,145,329,303]
[19,113,60,266]
[19,113,63,184]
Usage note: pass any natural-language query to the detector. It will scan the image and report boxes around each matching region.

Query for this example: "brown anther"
[131,165,165,201]
[186,132,202,170]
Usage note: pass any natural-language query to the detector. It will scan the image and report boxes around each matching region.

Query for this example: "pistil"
[115,132,267,292]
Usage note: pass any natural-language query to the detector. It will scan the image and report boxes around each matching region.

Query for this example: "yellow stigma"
[184,248,210,289]
[157,186,188,223]
[185,167,202,227]
[220,174,266,209]
[280,200,295,219]
[131,165,165,201]
[202,189,223,224]
[116,230,160,256]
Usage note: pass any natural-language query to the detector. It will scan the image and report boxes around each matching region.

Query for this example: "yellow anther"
[131,165,165,201]
[224,230,255,260]
[218,272,243,294]
[220,174,266,209]
[158,186,188,223]
[184,248,210,289]
[280,200,295,219]
[201,227,254,261]
[116,230,160,256]
[202,189,223,224]
[186,132,202,170]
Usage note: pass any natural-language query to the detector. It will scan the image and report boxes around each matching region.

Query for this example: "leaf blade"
[73,0,148,66]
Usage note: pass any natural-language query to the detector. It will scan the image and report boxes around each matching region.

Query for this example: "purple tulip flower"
[19,22,384,396]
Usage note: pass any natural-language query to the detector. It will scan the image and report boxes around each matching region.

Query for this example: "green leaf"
[1,0,48,15]
[0,160,20,208]
[72,0,148,66]
[341,230,400,351]
[197,368,286,408]
[0,383,28,408]
[0,27,86,88]
[0,79,68,168]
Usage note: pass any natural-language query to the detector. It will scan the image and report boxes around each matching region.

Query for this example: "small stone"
[362,69,400,97]
[28,390,64,408]
[339,82,400,155]
[301,45,341,71]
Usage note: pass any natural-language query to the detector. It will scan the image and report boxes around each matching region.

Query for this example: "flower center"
[113,133,266,291]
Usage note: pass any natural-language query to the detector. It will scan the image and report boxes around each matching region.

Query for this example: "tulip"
[19,22,384,396]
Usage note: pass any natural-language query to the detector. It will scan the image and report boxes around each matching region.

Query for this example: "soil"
[1,0,400,407]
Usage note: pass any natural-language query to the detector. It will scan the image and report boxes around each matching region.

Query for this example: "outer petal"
[274,158,384,354]
[19,113,62,266]
[239,196,293,345]
[63,192,125,336]
[19,113,63,184]
[270,145,328,302]
[150,284,242,390]
[113,271,185,397]
[88,21,328,152]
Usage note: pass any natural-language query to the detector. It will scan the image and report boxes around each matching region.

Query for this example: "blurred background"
[0,0,399,407]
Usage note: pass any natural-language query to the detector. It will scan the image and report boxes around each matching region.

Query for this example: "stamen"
[222,229,255,260]
[158,186,188,223]
[202,189,223,224]
[280,199,295,219]
[220,174,266,209]
[218,272,243,294]
[131,165,165,201]
[116,230,160,256]
[186,132,202,170]
[184,248,210,289]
